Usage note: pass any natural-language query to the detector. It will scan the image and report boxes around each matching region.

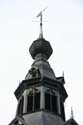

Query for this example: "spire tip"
[36,7,48,39]
[71,107,74,119]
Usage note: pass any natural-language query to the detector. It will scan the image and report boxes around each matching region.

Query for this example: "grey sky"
[0,0,83,125]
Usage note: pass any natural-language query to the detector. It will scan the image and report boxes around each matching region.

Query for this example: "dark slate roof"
[64,118,78,125]
[14,76,68,101]
[25,59,56,81]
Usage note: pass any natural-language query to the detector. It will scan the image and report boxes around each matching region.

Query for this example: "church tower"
[9,12,78,125]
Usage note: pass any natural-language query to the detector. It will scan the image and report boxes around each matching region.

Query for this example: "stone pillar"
[40,86,45,109]
[23,90,27,113]
[57,94,61,115]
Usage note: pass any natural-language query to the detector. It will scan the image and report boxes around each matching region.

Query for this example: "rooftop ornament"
[36,7,48,39]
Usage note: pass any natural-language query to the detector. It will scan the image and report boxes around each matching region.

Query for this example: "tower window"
[45,90,58,114]
[60,101,65,121]
[45,93,51,111]
[27,94,33,112]
[17,96,24,115]
[27,88,40,113]
[52,95,57,113]
[34,92,40,111]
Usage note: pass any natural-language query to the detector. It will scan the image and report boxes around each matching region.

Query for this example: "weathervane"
[36,7,48,39]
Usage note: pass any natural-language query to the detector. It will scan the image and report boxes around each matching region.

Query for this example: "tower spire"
[36,7,47,39]
[71,107,74,119]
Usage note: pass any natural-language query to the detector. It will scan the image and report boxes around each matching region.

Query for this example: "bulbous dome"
[29,38,53,60]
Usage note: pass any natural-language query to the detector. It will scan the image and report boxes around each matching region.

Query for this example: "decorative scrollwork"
[29,66,41,78]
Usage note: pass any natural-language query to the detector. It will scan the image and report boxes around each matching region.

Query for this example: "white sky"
[0,0,83,125]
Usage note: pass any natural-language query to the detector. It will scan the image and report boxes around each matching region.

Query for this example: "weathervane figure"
[36,7,47,38]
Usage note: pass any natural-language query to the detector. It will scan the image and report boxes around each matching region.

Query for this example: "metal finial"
[71,107,74,119]
[36,7,48,39]
[62,71,64,77]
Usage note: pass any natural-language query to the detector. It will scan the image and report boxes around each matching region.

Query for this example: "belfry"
[9,11,78,125]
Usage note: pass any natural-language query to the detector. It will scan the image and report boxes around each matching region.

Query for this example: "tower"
[9,12,78,125]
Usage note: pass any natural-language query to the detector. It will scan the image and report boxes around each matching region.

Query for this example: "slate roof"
[64,118,78,125]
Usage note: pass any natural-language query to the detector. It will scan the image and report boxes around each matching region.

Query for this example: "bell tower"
[9,11,78,125]
[14,39,67,125]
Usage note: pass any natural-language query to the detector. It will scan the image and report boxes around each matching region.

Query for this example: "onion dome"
[29,38,53,60]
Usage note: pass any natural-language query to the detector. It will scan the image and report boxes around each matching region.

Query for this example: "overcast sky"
[0,0,83,125]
